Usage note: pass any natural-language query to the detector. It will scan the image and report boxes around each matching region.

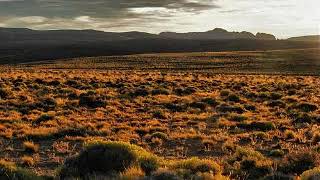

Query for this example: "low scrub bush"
[279,152,319,175]
[59,141,160,178]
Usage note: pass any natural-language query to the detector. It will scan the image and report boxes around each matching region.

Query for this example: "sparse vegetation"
[0,54,319,179]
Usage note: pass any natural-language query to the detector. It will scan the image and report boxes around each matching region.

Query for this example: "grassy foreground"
[0,65,319,179]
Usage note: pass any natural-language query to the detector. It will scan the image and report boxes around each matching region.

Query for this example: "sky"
[0,0,319,38]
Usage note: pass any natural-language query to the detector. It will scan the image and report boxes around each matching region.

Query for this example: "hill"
[0,27,319,64]
[287,35,320,42]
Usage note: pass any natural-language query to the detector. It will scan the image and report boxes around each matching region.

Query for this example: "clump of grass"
[172,157,221,175]
[23,141,39,153]
[284,130,296,140]
[120,166,145,180]
[300,167,320,180]
[312,132,320,144]
[21,156,35,167]
[0,159,41,180]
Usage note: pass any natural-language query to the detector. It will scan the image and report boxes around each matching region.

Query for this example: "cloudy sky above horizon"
[0,0,319,38]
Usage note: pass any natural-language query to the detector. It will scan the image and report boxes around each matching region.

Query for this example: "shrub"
[229,147,272,179]
[279,152,319,175]
[173,158,221,175]
[220,90,231,97]
[229,114,248,122]
[312,133,320,144]
[21,156,35,167]
[217,104,245,114]
[174,87,196,96]
[250,121,276,132]
[33,114,54,125]
[79,92,107,108]
[201,98,219,106]
[300,167,320,180]
[151,88,170,95]
[139,157,160,175]
[292,113,314,124]
[189,102,207,110]
[285,130,296,140]
[0,88,11,99]
[150,132,169,141]
[130,88,149,97]
[120,166,145,180]
[227,94,241,102]
[295,103,318,112]
[244,104,256,111]
[23,141,39,153]
[152,111,168,119]
[267,100,286,108]
[0,160,41,180]
[37,97,57,111]
[270,92,283,100]
[59,141,159,178]
[269,149,285,157]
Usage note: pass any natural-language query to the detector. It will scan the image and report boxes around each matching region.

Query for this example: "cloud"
[0,0,219,18]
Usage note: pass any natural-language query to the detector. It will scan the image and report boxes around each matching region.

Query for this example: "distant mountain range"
[0,27,281,41]
[0,27,318,64]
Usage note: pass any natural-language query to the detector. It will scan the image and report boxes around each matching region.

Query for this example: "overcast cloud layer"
[0,0,319,38]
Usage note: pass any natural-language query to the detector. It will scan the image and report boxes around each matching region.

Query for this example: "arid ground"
[0,49,319,179]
